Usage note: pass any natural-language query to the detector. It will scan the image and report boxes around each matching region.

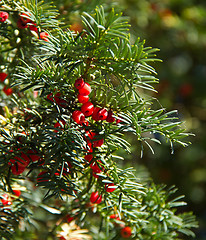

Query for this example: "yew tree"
[0,0,198,239]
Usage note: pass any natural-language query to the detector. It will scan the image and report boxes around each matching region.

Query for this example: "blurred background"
[50,0,206,239]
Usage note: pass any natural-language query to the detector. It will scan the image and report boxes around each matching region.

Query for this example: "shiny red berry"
[79,82,91,96]
[92,107,108,121]
[81,102,94,116]
[98,108,108,120]
[0,12,9,22]
[120,226,132,238]
[105,183,116,192]
[90,191,102,204]
[12,189,21,197]
[74,77,85,89]
[72,110,85,124]
[1,193,11,205]
[3,86,13,95]
[77,93,89,103]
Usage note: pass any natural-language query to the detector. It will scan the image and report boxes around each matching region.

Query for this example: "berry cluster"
[0,189,21,207]
[110,214,132,238]
[17,12,49,41]
[72,77,116,124]
[8,149,41,175]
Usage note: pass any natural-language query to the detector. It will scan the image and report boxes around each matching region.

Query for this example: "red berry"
[90,161,102,173]
[12,189,21,197]
[106,110,116,123]
[110,214,120,221]
[97,108,108,120]
[1,193,11,205]
[0,72,8,82]
[20,12,31,24]
[120,226,132,238]
[92,171,100,178]
[105,183,116,192]
[90,191,102,204]
[79,82,91,96]
[93,138,104,148]
[81,102,94,117]
[72,110,85,124]
[3,86,13,95]
[40,32,49,42]
[74,77,85,89]
[17,18,28,29]
[26,149,41,162]
[9,152,30,168]
[29,23,38,33]
[11,165,26,175]
[92,107,101,121]
[77,93,89,103]
[54,119,66,132]
[92,107,108,121]
[37,171,49,182]
[84,154,93,162]
[66,214,74,223]
[0,12,9,22]
[59,237,66,240]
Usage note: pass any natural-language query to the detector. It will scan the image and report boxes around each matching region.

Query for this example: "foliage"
[0,0,198,239]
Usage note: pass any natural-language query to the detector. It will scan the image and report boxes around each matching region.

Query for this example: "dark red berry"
[37,171,49,182]
[72,110,85,124]
[90,191,102,204]
[79,82,91,96]
[0,12,9,22]
[106,110,116,122]
[120,226,132,238]
[93,138,104,148]
[92,107,101,121]
[17,18,28,29]
[105,183,116,192]
[29,23,38,33]
[11,165,26,175]
[90,161,102,173]
[26,149,41,162]
[66,214,74,223]
[74,77,85,89]
[54,119,66,132]
[81,102,94,117]
[84,154,93,162]
[0,72,8,82]
[77,93,89,103]
[9,152,30,168]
